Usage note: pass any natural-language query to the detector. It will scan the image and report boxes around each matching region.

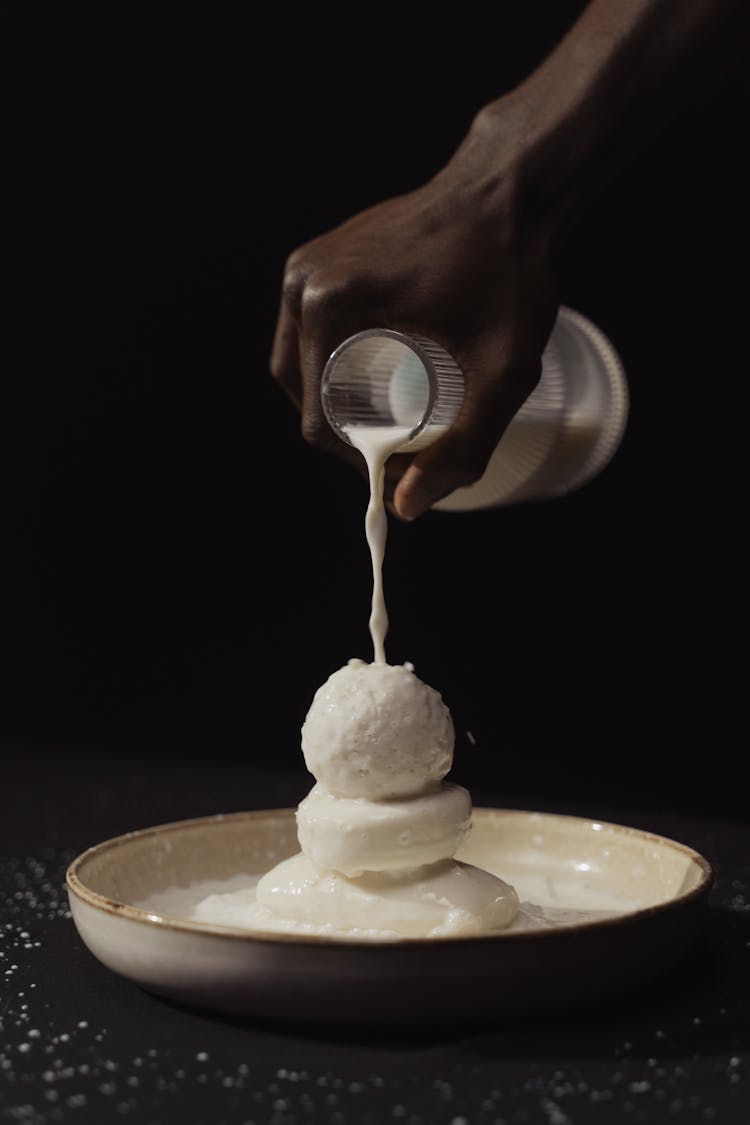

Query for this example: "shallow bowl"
[66,807,713,1026]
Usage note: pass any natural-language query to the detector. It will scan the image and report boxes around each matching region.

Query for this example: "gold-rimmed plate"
[66,807,713,1027]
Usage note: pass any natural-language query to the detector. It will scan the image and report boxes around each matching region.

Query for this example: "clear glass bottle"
[320,306,629,511]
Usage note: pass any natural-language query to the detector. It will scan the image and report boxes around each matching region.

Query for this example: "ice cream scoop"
[301,658,454,800]
[296,781,472,878]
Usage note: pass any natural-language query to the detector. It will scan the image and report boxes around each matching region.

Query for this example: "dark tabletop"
[2,743,748,1125]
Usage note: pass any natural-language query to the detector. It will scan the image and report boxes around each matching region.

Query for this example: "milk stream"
[344,424,413,664]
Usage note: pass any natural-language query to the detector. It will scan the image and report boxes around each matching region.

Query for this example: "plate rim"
[66,806,715,949]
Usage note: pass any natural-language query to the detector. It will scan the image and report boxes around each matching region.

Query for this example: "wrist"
[431,95,564,259]
[464,88,598,245]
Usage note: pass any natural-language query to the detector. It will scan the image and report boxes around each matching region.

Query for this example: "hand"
[271,0,748,520]
[270,99,560,521]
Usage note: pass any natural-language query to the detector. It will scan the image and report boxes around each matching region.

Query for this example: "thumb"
[392,353,542,520]
[392,425,495,520]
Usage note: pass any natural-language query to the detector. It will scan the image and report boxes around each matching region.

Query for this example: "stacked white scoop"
[249,659,519,938]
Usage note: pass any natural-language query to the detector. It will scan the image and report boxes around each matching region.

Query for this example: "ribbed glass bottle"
[320,307,629,511]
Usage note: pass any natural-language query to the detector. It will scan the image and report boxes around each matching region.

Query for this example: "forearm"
[459,0,748,235]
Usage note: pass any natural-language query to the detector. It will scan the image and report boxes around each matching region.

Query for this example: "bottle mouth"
[321,329,438,447]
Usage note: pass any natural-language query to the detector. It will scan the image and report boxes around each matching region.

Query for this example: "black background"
[3,2,748,817]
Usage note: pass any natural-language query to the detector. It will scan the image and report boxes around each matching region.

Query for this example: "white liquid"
[343,424,413,664]
[166,874,624,941]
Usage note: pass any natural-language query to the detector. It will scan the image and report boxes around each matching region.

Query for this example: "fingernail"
[395,467,433,521]
[394,496,428,522]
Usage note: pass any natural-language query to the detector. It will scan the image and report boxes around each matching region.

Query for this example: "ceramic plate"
[66,808,713,1026]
